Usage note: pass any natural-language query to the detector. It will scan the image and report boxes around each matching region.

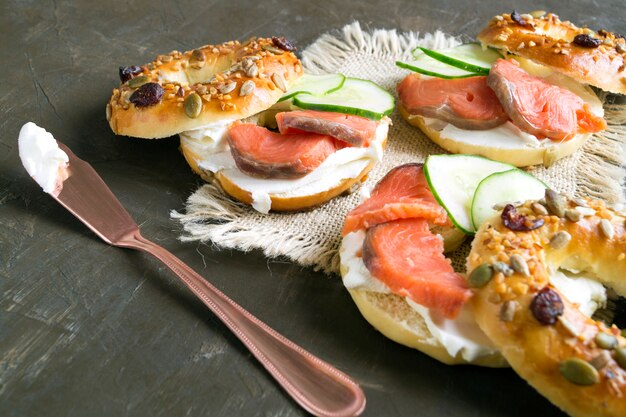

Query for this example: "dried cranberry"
[531,287,564,325]
[119,65,142,83]
[501,204,544,232]
[511,10,529,27]
[573,34,602,48]
[129,82,164,107]
[272,37,297,52]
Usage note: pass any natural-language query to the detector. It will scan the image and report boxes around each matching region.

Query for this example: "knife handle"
[118,230,365,417]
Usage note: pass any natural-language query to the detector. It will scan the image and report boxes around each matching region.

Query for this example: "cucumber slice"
[278,73,346,102]
[396,58,478,79]
[292,77,394,120]
[423,154,515,234]
[471,170,548,230]
[414,44,502,75]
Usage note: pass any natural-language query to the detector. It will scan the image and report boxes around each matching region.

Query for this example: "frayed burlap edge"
[171,22,626,275]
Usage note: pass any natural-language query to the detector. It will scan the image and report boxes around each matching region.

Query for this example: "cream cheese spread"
[18,122,69,196]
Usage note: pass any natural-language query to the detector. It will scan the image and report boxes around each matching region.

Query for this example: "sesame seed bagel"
[398,103,591,167]
[107,37,302,139]
[467,194,626,417]
[478,12,626,95]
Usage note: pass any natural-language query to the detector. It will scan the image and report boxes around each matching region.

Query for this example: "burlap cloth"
[171,22,626,275]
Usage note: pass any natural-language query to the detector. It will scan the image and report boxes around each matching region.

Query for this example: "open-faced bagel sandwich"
[396,11,624,167]
[107,37,393,213]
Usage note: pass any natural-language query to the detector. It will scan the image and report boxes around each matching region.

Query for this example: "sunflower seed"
[575,206,596,217]
[492,261,514,276]
[565,209,582,222]
[510,254,530,276]
[545,189,566,218]
[245,64,259,78]
[589,351,611,370]
[599,219,615,239]
[531,202,549,216]
[218,81,237,94]
[499,300,518,322]
[239,80,255,97]
[558,316,580,337]
[191,49,205,61]
[572,198,589,208]
[271,73,287,91]
[550,231,571,249]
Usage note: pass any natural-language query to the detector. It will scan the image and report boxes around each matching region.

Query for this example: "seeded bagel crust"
[107,37,302,139]
[468,197,626,417]
[398,104,590,167]
[478,12,626,95]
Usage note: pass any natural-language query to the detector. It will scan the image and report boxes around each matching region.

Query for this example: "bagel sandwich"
[107,37,392,213]
[397,11,622,167]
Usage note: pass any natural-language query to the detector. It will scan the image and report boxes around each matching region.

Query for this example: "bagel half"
[107,37,302,139]
[179,118,390,212]
[398,53,605,167]
[478,12,626,95]
[339,226,508,367]
[468,195,626,417]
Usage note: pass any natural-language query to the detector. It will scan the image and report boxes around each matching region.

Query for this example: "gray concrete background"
[1,1,624,416]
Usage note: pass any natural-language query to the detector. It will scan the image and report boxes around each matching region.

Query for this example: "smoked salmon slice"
[362,218,471,319]
[397,73,508,130]
[488,59,606,140]
[342,163,450,236]
[227,122,338,179]
[276,110,379,147]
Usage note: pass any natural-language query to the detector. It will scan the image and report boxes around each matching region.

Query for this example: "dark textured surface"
[1,1,624,416]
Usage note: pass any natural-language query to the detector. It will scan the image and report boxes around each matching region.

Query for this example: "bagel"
[107,37,302,139]
[179,116,390,212]
[478,11,626,95]
[340,225,509,367]
[397,54,605,167]
[467,192,626,417]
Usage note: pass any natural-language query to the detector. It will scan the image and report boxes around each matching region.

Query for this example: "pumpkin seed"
[545,189,566,218]
[128,75,150,88]
[559,358,599,385]
[599,219,615,239]
[219,82,237,94]
[262,45,284,54]
[589,351,611,370]
[510,254,530,276]
[468,264,493,288]
[239,80,255,97]
[271,73,287,92]
[531,202,548,216]
[616,348,626,370]
[499,300,518,322]
[549,231,571,250]
[492,261,514,276]
[530,10,546,18]
[184,93,202,118]
[564,209,582,222]
[595,332,618,349]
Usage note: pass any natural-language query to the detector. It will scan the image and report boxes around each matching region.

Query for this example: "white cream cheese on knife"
[18,122,69,196]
